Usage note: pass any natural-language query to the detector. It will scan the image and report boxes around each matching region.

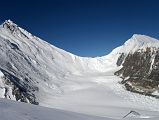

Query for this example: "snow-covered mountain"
[0,20,117,104]
[1,20,159,119]
[115,34,159,98]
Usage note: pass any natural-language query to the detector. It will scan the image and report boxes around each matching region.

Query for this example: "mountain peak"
[109,34,159,56]
[3,19,15,25]
[1,19,18,33]
[131,34,143,38]
[124,34,159,46]
[0,19,35,40]
[130,34,159,43]
[2,19,17,27]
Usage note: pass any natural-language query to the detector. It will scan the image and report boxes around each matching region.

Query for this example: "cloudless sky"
[0,0,159,57]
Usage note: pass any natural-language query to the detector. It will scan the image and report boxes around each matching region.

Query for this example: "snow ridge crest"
[119,34,159,54]
[2,19,18,32]
[1,19,35,40]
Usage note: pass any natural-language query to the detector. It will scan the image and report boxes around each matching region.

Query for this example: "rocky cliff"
[115,35,159,98]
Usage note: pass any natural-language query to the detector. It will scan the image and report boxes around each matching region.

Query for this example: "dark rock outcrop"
[0,68,39,105]
[115,47,159,98]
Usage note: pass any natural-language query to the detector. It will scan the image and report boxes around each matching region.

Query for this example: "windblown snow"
[0,20,159,120]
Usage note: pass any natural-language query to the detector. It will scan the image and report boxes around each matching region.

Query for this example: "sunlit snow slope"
[0,98,113,120]
[1,98,159,120]
[0,20,117,102]
[0,20,159,119]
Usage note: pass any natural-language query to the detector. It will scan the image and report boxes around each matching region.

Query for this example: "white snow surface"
[0,20,159,119]
[0,98,113,120]
[117,34,159,54]
[1,98,159,120]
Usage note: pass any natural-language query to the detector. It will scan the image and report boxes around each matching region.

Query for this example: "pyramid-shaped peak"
[119,34,159,54]
[131,34,146,38]
[2,19,18,27]
[125,34,159,45]
[131,34,155,40]
[0,19,35,40]
[1,19,19,32]
[4,19,14,24]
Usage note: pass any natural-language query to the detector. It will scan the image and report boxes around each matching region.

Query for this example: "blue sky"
[0,0,159,57]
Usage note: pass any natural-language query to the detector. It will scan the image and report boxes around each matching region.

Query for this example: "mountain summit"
[110,34,159,56]
[115,34,159,98]
[123,34,159,53]
[1,20,35,40]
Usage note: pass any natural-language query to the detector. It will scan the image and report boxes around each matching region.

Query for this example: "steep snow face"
[106,34,159,67]
[101,35,153,66]
[0,20,119,78]
[0,20,118,104]
[116,34,159,54]
[0,20,116,74]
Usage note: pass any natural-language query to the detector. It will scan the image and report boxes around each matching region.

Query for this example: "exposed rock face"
[0,68,39,104]
[0,35,39,104]
[116,53,126,66]
[115,47,159,98]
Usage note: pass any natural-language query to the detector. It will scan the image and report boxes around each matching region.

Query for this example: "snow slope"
[1,97,159,120]
[0,20,159,120]
[0,98,113,120]
[39,69,159,119]
[0,20,117,101]
[112,34,159,54]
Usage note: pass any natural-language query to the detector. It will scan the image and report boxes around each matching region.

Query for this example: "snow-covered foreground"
[38,68,159,120]
[1,72,159,120]
[0,98,113,120]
